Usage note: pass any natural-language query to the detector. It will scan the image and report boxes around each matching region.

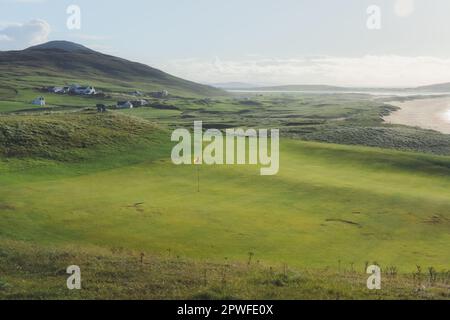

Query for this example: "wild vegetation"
[0,240,448,300]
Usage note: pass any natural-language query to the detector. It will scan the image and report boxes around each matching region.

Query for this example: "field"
[0,68,449,299]
[0,111,449,299]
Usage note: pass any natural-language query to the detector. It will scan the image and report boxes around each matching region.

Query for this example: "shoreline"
[384,97,450,134]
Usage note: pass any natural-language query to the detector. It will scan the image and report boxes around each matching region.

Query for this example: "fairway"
[1,137,449,272]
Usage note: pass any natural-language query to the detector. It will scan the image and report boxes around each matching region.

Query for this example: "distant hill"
[0,41,225,97]
[415,82,450,92]
[240,83,450,93]
[243,84,347,91]
[211,82,262,89]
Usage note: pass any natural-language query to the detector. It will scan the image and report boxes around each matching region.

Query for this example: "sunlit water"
[444,109,450,122]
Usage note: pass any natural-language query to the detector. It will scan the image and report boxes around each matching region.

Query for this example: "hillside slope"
[0,41,225,97]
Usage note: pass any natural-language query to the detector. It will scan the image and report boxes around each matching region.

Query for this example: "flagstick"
[197,164,200,193]
[195,156,201,193]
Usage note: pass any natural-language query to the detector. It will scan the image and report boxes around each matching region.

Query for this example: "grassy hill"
[0,111,164,160]
[0,41,225,98]
[0,111,449,299]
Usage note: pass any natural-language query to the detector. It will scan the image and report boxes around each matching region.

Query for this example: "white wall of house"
[32,97,45,106]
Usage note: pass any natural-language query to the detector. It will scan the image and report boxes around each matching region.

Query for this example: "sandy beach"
[384,97,450,134]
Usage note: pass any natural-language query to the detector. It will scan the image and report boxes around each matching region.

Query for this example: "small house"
[75,86,96,95]
[49,87,65,94]
[116,101,134,109]
[68,84,81,93]
[32,96,46,106]
[151,90,169,98]
[131,99,148,107]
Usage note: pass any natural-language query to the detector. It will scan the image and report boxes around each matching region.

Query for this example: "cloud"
[1,0,47,3]
[0,19,50,50]
[0,35,12,41]
[394,0,415,17]
[160,55,450,87]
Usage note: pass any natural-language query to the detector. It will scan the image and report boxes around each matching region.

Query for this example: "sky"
[1,0,450,87]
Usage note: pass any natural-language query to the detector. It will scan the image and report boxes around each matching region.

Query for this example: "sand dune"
[384,97,450,134]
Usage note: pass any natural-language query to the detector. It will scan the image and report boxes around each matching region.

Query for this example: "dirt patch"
[423,215,449,225]
[0,203,16,211]
[325,218,361,228]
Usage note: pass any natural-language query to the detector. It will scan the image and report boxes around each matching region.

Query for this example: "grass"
[0,240,448,300]
[0,111,163,159]
[0,113,449,279]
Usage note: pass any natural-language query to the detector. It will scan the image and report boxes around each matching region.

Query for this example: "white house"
[75,86,96,95]
[49,87,65,94]
[69,84,81,93]
[32,96,46,106]
[131,99,148,107]
[67,84,95,95]
[117,101,134,109]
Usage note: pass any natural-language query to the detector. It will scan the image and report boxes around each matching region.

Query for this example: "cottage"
[48,87,64,93]
[68,84,81,93]
[151,90,169,98]
[67,84,95,95]
[116,101,134,109]
[32,96,46,106]
[131,99,148,107]
[75,86,96,95]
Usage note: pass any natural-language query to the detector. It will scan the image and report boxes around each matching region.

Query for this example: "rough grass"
[0,240,448,300]
[0,110,162,159]
[300,125,450,156]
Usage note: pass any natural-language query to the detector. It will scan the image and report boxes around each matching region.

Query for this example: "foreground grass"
[0,241,448,300]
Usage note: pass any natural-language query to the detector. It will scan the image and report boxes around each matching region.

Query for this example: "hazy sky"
[2,0,450,87]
